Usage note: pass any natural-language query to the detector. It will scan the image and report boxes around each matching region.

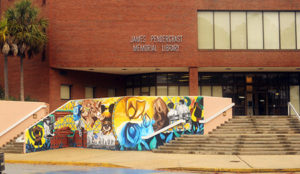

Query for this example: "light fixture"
[88,68,94,71]
[122,68,127,71]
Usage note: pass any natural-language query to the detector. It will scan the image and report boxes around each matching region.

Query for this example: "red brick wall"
[47,0,300,69]
[0,55,50,102]
[49,69,125,110]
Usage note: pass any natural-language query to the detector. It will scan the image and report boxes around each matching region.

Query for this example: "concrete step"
[162,142,300,148]
[181,134,300,137]
[154,116,300,155]
[174,137,300,141]
[214,127,300,130]
[157,146,300,151]
[171,140,300,145]
[0,149,23,153]
[218,125,300,128]
[210,131,300,134]
[153,149,300,155]
[227,121,299,124]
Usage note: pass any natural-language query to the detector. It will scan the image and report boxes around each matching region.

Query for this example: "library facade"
[1,0,300,115]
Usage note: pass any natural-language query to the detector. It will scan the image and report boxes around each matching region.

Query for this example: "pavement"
[3,147,300,173]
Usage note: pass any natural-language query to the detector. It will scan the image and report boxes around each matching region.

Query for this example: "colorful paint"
[25,96,204,153]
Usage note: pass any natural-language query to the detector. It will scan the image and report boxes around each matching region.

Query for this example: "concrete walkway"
[4,148,300,173]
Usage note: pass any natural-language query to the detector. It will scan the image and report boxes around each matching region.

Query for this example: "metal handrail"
[288,102,300,121]
[0,105,47,137]
[199,103,235,124]
[141,119,186,140]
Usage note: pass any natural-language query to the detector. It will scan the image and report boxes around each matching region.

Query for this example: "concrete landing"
[4,147,300,173]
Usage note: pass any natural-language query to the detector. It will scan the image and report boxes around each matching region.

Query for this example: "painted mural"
[25,96,204,153]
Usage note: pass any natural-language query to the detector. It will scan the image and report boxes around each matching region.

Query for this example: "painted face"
[101,118,112,135]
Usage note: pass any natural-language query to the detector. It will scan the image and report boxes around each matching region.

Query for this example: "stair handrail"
[199,103,235,124]
[141,119,186,140]
[23,100,74,131]
[288,102,300,121]
[0,104,48,137]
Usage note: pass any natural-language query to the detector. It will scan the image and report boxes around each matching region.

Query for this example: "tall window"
[60,85,71,100]
[198,11,300,50]
[85,87,94,99]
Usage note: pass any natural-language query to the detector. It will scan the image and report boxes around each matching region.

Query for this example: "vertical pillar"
[189,67,198,96]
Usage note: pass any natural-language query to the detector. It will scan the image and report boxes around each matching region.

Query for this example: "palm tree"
[5,0,47,101]
[0,18,9,100]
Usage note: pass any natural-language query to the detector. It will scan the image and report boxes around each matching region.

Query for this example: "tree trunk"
[20,55,24,101]
[4,55,9,100]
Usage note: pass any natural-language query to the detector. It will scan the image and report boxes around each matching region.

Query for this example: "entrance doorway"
[245,74,288,115]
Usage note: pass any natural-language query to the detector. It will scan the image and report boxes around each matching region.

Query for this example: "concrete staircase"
[154,116,300,155]
[0,133,24,153]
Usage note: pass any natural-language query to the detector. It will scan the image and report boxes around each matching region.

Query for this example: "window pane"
[150,86,156,96]
[264,12,279,49]
[231,12,246,49]
[85,87,94,98]
[107,88,115,97]
[179,86,189,96]
[60,85,70,100]
[198,12,214,49]
[290,85,300,115]
[202,86,211,96]
[214,12,230,49]
[280,12,296,49]
[134,88,140,96]
[213,86,222,97]
[297,12,300,49]
[168,86,178,96]
[157,86,167,96]
[247,12,263,49]
[126,88,133,96]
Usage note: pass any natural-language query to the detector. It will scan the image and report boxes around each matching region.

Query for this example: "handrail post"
[288,102,290,116]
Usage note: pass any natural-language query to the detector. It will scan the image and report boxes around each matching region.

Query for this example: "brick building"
[1,0,300,115]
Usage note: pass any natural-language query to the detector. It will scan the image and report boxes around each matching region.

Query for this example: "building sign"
[130,35,183,52]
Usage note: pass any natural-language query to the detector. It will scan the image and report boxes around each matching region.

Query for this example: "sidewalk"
[4,147,300,173]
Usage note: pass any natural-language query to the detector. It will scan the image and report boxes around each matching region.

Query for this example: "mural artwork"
[25,96,204,153]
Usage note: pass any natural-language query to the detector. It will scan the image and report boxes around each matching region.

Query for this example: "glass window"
[107,88,115,97]
[280,12,296,49]
[202,86,211,96]
[85,87,94,98]
[247,12,263,49]
[60,85,71,100]
[157,86,167,96]
[168,86,179,96]
[231,12,247,49]
[290,85,300,115]
[150,86,156,96]
[157,74,167,84]
[297,12,300,49]
[126,88,133,96]
[198,11,214,49]
[133,88,140,96]
[264,12,279,49]
[214,12,230,49]
[179,86,189,96]
[212,86,222,97]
